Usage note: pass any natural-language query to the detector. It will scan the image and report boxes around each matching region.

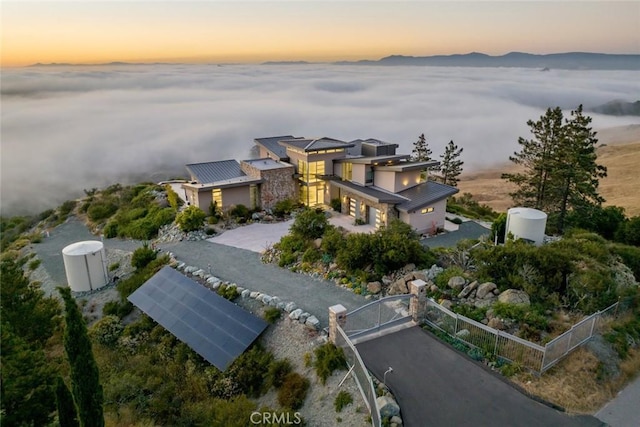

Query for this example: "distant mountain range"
[29,52,640,70]
[335,52,640,70]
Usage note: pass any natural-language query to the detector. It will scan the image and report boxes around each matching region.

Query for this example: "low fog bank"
[2,64,638,216]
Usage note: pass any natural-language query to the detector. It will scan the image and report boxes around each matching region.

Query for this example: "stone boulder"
[425,264,444,281]
[413,271,427,282]
[488,318,505,330]
[476,282,497,299]
[498,289,531,306]
[377,396,400,418]
[440,300,453,310]
[367,281,382,294]
[284,302,297,313]
[289,309,303,320]
[313,238,323,249]
[458,281,479,298]
[388,278,409,295]
[305,315,320,330]
[448,276,466,291]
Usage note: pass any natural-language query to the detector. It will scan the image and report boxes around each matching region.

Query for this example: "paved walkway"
[356,326,602,427]
[596,375,640,427]
[422,220,490,248]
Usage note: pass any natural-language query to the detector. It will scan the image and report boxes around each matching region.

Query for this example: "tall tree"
[56,376,80,427]
[411,133,433,161]
[502,107,564,211]
[439,140,464,186]
[59,287,105,427]
[502,105,607,233]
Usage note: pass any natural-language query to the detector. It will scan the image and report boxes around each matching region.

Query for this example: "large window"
[300,183,325,206]
[298,160,325,183]
[212,188,222,208]
[365,168,374,184]
[342,162,353,181]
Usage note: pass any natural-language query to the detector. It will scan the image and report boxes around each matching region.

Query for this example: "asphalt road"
[356,326,603,427]
[159,239,367,326]
[596,375,640,427]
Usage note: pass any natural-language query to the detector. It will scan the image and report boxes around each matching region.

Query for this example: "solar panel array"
[128,266,268,371]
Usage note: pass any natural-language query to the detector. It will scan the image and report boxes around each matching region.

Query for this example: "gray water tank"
[62,240,108,292]
[505,207,547,246]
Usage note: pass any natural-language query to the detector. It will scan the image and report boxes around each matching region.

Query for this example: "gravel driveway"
[159,239,367,326]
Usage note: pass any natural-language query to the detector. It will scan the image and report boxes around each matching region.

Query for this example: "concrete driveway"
[208,220,293,252]
[356,326,602,427]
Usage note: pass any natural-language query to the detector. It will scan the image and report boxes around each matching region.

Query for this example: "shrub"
[87,201,118,222]
[434,266,465,289]
[334,390,353,412]
[290,208,329,240]
[264,307,282,324]
[118,255,169,299]
[301,247,321,264]
[59,200,78,216]
[102,300,133,318]
[313,343,346,384]
[28,259,41,270]
[176,206,206,232]
[217,284,239,301]
[103,221,118,238]
[273,199,298,218]
[108,262,120,272]
[277,372,309,410]
[131,244,157,270]
[266,358,292,389]
[230,204,250,221]
[89,315,123,347]
[205,227,216,236]
[330,198,342,212]
[321,226,346,257]
[165,185,183,210]
[226,345,273,398]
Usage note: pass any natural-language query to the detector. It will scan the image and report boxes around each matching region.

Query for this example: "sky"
[2,1,639,67]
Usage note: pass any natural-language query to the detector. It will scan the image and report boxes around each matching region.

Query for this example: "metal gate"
[343,295,414,340]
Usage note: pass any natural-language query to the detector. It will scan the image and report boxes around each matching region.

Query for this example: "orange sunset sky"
[2,1,639,67]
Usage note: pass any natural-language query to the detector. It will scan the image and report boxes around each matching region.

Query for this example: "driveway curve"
[357,326,603,427]
[159,239,367,326]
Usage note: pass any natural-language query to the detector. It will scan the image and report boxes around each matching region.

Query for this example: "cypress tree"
[59,287,105,427]
[55,376,80,427]
[439,140,464,186]
[411,133,433,161]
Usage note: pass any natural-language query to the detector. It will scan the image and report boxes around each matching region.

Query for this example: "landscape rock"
[313,238,323,249]
[277,302,286,310]
[425,264,444,281]
[250,291,260,299]
[413,271,427,282]
[390,415,403,426]
[458,281,479,298]
[367,281,382,294]
[261,295,273,305]
[456,329,470,338]
[388,278,409,295]
[241,289,251,298]
[305,315,320,330]
[474,299,493,309]
[377,396,400,418]
[206,276,221,284]
[289,309,303,320]
[270,296,281,307]
[448,276,466,291]
[284,302,297,313]
[498,289,531,306]
[430,284,439,293]
[193,269,206,277]
[488,318,505,330]
[476,282,497,299]
[440,299,453,310]
[299,312,310,323]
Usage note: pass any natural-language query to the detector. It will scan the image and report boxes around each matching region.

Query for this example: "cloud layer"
[2,64,638,215]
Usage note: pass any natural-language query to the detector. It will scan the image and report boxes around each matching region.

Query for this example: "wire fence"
[421,298,628,374]
[334,324,380,427]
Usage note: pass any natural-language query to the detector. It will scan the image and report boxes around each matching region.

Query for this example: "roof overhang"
[375,160,441,172]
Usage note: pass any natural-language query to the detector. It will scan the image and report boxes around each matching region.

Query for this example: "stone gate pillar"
[328,304,347,344]
[409,279,427,322]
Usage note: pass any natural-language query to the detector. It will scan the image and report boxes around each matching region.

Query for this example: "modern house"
[183,135,459,234]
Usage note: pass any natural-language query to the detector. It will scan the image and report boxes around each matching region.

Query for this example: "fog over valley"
[1,64,639,216]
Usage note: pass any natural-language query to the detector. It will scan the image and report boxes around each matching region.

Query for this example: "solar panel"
[128,266,268,371]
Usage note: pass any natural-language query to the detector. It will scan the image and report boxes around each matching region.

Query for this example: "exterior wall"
[374,169,423,193]
[286,150,347,175]
[400,198,447,235]
[332,185,397,226]
[182,185,212,210]
[197,190,213,212]
[221,186,251,209]
[240,162,297,209]
[352,164,367,185]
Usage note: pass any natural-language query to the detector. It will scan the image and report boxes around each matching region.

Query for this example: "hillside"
[457,125,640,216]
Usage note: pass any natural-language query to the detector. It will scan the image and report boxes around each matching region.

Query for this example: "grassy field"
[457,124,640,216]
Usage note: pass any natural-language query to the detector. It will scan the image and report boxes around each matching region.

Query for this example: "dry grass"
[511,347,640,415]
[457,125,640,216]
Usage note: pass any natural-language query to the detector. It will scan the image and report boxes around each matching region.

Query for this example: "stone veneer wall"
[241,162,297,209]
[337,186,398,226]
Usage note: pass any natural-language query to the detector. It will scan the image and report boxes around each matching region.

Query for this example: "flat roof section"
[128,266,268,371]
[242,158,293,171]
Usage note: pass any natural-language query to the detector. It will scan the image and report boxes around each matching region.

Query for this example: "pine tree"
[502,107,564,211]
[439,140,464,186]
[502,105,607,233]
[56,376,80,427]
[59,287,105,427]
[411,133,433,161]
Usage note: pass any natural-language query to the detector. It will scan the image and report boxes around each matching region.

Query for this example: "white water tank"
[505,207,547,246]
[62,241,109,292]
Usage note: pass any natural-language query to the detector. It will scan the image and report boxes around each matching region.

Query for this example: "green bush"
[230,204,250,221]
[334,391,353,412]
[89,315,123,347]
[205,227,216,236]
[266,358,292,389]
[28,259,41,270]
[605,316,640,359]
[290,208,329,240]
[321,226,346,257]
[264,307,282,324]
[87,201,118,222]
[226,345,273,398]
[59,200,77,216]
[434,266,465,289]
[277,372,309,410]
[217,284,239,301]
[103,221,118,238]
[273,199,298,218]
[131,244,157,270]
[330,198,342,212]
[108,262,120,272]
[313,343,346,384]
[165,185,183,210]
[176,206,206,232]
[301,248,321,264]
